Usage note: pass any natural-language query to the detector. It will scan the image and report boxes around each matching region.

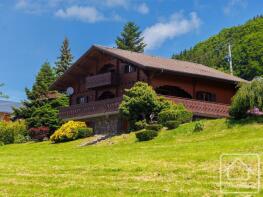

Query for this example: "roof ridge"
[94,44,246,82]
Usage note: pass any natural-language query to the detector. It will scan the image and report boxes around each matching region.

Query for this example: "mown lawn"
[0,119,263,196]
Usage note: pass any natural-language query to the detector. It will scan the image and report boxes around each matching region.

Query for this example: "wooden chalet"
[50,45,246,133]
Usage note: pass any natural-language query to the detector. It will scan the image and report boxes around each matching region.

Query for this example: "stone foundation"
[86,114,126,134]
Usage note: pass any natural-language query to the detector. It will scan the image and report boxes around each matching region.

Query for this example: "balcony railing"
[165,95,230,118]
[59,97,122,120]
[59,96,230,120]
[86,72,117,89]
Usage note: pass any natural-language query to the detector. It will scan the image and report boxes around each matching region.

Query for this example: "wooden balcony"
[86,72,117,89]
[165,95,230,118]
[59,96,230,121]
[59,97,122,120]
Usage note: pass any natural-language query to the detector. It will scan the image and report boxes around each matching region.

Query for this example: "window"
[76,96,85,104]
[97,91,115,100]
[86,96,89,103]
[124,64,136,73]
[196,91,216,102]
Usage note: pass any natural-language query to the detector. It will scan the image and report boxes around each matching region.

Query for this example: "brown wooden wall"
[68,51,236,106]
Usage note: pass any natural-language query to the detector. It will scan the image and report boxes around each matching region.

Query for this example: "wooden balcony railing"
[165,95,230,118]
[86,72,117,89]
[59,97,122,120]
[59,96,230,120]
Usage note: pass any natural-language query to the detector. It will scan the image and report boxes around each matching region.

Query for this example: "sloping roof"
[94,45,246,83]
[51,45,246,90]
[0,100,21,114]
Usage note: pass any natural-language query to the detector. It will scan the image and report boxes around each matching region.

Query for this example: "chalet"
[0,100,21,121]
[50,45,246,133]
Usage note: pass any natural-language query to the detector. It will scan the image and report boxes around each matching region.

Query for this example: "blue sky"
[0,0,262,101]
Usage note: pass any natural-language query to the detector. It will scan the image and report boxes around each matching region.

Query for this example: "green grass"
[1,119,263,196]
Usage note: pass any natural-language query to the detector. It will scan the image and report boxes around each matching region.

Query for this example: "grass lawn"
[0,119,263,196]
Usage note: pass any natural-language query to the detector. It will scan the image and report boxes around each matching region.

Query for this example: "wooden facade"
[51,45,245,133]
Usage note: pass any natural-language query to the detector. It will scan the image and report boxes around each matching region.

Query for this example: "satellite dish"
[66,87,74,96]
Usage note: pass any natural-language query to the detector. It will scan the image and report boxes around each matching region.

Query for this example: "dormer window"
[124,64,136,73]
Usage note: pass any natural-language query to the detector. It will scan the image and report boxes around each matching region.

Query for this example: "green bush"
[230,78,263,119]
[14,134,27,144]
[158,108,193,125]
[193,122,204,132]
[136,130,158,141]
[77,127,93,138]
[0,120,28,145]
[134,120,148,130]
[50,121,92,143]
[164,120,180,130]
[177,110,193,123]
[145,124,162,131]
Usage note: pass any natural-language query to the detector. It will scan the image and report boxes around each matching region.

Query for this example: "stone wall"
[88,114,124,134]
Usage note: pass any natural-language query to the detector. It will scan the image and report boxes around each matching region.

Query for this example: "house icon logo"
[225,158,254,181]
[220,153,260,194]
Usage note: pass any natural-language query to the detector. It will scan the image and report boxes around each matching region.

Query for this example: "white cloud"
[223,0,247,15]
[55,6,105,23]
[143,12,201,50]
[137,3,149,15]
[105,0,129,8]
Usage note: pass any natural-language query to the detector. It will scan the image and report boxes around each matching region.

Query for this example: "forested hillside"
[173,15,263,80]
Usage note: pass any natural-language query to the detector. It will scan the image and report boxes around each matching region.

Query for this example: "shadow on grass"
[226,116,263,128]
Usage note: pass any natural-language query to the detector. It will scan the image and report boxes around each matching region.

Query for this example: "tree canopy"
[173,15,263,80]
[115,22,146,52]
[13,62,68,134]
[229,77,263,119]
[54,37,73,78]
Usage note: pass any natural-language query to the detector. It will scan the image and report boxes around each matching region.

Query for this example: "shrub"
[28,127,50,141]
[177,110,193,123]
[134,120,148,130]
[77,127,93,138]
[14,134,27,144]
[164,120,180,130]
[50,121,90,143]
[193,121,204,132]
[230,78,263,119]
[145,124,162,131]
[158,107,193,125]
[0,120,28,145]
[136,130,158,141]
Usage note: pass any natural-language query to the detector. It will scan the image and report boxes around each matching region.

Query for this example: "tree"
[119,82,192,130]
[54,37,73,78]
[115,22,146,52]
[13,62,68,134]
[0,83,8,98]
[229,78,263,119]
[26,62,56,100]
[173,16,263,80]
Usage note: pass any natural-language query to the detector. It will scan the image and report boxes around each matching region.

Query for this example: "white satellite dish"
[66,87,74,96]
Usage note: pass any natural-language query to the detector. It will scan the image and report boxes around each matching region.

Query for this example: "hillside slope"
[0,119,263,196]
[173,16,263,80]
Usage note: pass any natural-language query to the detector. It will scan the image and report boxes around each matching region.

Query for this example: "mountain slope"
[173,15,263,80]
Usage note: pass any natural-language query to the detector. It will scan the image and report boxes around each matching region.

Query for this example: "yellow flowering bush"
[50,121,93,143]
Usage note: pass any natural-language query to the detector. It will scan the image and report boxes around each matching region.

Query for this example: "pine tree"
[116,22,146,53]
[13,62,68,134]
[27,62,56,100]
[54,37,73,78]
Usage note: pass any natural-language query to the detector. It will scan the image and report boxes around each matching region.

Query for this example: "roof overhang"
[50,45,247,91]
